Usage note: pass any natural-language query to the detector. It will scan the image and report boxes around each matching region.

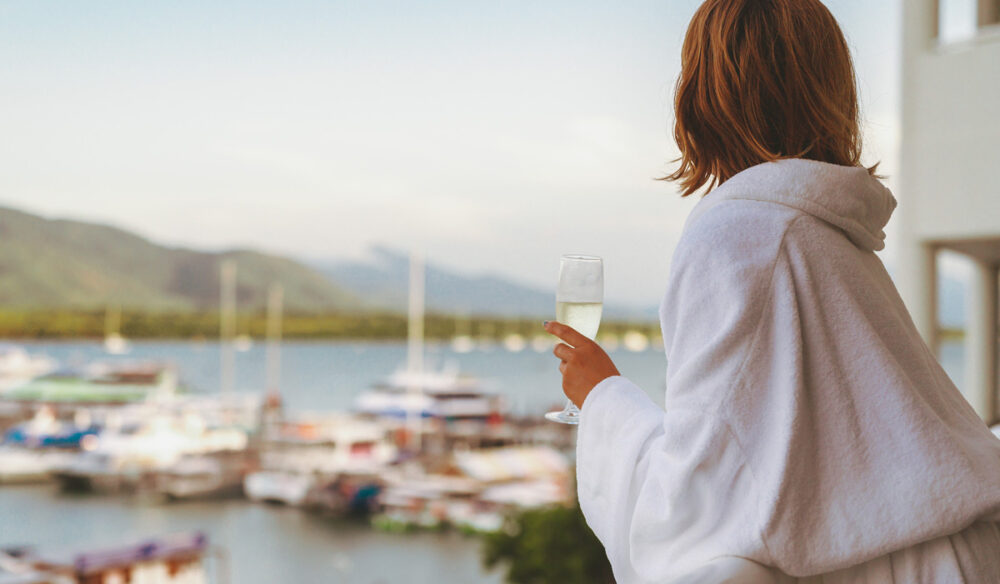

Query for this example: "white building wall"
[898,0,1000,421]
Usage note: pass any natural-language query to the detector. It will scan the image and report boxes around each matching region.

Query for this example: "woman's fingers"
[553,342,573,361]
[545,319,621,408]
[544,321,590,348]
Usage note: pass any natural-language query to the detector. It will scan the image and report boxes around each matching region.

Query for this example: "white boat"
[355,253,498,424]
[0,446,74,484]
[52,409,250,494]
[622,330,651,352]
[244,413,397,507]
[354,365,503,421]
[156,452,248,500]
[2,361,180,411]
[450,334,475,353]
[374,472,482,530]
[0,344,56,392]
[234,334,253,352]
[0,406,93,483]
[103,305,131,355]
[244,470,314,506]
[502,333,527,353]
[103,332,131,355]
[454,445,572,509]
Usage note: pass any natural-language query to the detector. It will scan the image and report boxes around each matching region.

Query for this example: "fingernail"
[542,320,549,327]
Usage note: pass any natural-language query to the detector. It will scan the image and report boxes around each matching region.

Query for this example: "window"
[938,0,1000,43]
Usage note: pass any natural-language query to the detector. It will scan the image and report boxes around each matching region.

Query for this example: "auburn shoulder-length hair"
[664,0,880,197]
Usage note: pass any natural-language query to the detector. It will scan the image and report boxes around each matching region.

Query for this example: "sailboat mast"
[407,252,425,376]
[406,251,425,452]
[104,304,120,338]
[266,283,283,403]
[220,260,237,396]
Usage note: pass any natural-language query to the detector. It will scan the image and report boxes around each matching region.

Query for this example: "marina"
[0,338,675,583]
[0,342,579,528]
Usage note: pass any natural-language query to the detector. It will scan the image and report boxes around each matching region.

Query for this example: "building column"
[923,243,940,358]
[901,241,940,356]
[964,259,999,424]
[979,0,999,27]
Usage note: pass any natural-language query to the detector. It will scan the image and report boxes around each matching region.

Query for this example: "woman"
[545,1,1000,582]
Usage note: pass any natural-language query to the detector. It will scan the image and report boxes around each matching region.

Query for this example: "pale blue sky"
[0,1,902,305]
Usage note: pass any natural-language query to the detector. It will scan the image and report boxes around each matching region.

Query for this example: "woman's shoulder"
[672,196,807,277]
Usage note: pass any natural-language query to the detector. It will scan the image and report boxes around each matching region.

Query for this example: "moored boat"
[0,344,56,393]
[0,406,97,484]
[356,364,498,417]
[0,532,219,584]
[244,412,396,507]
[51,406,252,495]
[155,451,250,501]
[1,362,180,419]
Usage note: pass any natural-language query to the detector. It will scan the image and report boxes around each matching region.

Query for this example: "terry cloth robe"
[576,158,1000,583]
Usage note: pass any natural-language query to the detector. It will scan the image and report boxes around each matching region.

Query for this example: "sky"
[0,0,909,306]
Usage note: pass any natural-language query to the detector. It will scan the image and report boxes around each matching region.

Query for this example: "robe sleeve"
[575,202,795,582]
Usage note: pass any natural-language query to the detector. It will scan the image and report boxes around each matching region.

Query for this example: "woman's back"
[690,160,1000,574]
[575,159,1000,582]
[795,520,1000,583]
[670,521,1000,583]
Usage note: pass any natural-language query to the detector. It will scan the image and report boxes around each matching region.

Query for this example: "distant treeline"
[0,310,662,341]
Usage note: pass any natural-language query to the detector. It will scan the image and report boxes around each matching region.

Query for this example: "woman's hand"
[545,320,621,408]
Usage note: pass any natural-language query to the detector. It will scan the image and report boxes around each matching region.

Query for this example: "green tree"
[482,500,614,584]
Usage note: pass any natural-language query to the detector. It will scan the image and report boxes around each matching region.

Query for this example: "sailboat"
[501,320,527,353]
[450,312,475,354]
[244,284,396,508]
[0,343,57,391]
[353,252,504,450]
[103,304,131,355]
[234,334,254,352]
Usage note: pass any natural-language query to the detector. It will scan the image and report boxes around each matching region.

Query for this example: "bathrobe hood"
[684,158,896,253]
[575,158,1000,583]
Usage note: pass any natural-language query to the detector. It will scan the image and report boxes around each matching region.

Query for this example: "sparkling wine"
[555,301,603,341]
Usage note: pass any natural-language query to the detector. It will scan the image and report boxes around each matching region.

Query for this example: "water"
[15,338,669,414]
[0,338,965,583]
[0,484,497,584]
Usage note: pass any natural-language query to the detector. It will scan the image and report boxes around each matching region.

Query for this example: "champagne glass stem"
[545,399,581,424]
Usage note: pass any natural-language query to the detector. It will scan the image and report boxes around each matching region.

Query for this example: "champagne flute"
[545,254,603,424]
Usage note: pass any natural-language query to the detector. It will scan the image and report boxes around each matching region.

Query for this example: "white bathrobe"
[576,159,1000,583]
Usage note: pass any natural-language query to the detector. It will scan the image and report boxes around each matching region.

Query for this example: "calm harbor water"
[0,338,965,583]
[9,338,671,414]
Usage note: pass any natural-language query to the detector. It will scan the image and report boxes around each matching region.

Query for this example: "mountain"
[0,206,359,312]
[321,249,966,324]
[312,245,659,320]
[0,203,966,325]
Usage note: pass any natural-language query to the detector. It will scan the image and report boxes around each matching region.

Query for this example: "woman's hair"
[663,0,880,197]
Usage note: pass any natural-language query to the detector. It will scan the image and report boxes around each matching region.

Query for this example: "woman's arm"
[575,377,767,583]
[543,320,770,583]
[550,202,797,582]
